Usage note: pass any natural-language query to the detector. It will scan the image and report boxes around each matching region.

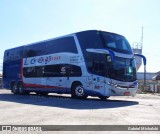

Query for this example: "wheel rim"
[19,85,23,93]
[75,85,84,97]
[12,85,17,92]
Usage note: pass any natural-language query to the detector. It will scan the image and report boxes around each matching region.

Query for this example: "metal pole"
[141,26,143,48]
[142,26,146,91]
[143,65,146,91]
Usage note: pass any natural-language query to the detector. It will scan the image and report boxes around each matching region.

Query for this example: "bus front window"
[108,57,137,82]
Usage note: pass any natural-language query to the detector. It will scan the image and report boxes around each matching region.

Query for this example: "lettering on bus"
[24,55,61,66]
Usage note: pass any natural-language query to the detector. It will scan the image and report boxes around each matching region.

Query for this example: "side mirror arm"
[134,53,147,89]
[134,53,146,65]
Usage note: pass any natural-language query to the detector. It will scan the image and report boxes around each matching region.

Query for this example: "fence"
[138,81,160,93]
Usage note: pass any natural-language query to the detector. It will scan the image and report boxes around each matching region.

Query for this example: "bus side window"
[23,67,35,78]
[65,65,82,77]
[44,65,61,77]
[23,43,46,58]
[46,37,78,54]
[36,66,44,77]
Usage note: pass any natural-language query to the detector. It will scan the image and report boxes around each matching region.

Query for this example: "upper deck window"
[46,37,78,54]
[23,36,78,58]
[101,32,133,54]
[24,43,46,58]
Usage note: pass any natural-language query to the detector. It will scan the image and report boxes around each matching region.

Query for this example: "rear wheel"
[71,83,87,99]
[17,83,29,95]
[11,83,19,94]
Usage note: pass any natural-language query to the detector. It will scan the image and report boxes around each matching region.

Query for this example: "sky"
[0,0,160,73]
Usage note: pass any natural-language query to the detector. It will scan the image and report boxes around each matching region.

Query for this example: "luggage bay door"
[45,64,69,93]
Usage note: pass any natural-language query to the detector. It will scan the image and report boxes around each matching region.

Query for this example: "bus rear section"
[3,46,23,90]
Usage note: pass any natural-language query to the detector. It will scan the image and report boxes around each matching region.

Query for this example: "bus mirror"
[86,48,115,61]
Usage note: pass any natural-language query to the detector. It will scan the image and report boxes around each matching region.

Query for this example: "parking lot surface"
[0,89,160,133]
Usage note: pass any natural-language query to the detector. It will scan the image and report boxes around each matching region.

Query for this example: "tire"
[17,83,29,95]
[11,83,19,94]
[71,83,87,99]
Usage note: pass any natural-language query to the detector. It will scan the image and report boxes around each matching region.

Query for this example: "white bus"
[3,30,146,99]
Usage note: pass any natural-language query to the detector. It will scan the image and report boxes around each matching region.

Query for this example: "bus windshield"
[108,57,137,82]
[101,32,133,54]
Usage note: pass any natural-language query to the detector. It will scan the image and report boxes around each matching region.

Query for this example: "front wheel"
[71,83,87,99]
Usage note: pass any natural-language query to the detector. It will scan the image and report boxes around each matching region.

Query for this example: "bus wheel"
[11,83,19,94]
[17,83,28,95]
[71,83,87,99]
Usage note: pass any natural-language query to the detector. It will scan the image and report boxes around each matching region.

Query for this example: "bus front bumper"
[107,85,137,97]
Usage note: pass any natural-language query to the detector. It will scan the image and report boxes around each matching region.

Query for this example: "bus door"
[92,76,105,96]
[92,61,106,96]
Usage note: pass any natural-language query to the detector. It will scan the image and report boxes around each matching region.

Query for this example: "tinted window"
[65,65,82,77]
[46,37,78,54]
[77,31,104,53]
[102,32,132,54]
[23,66,45,78]
[44,64,82,77]
[36,66,45,77]
[44,65,61,77]
[23,64,82,78]
[108,57,137,82]
[23,67,35,78]
[86,53,108,77]
[23,42,46,58]
[77,31,107,76]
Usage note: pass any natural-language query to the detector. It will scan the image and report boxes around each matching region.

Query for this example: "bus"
[3,30,146,99]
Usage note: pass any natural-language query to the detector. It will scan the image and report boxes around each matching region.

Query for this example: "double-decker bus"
[3,30,146,99]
